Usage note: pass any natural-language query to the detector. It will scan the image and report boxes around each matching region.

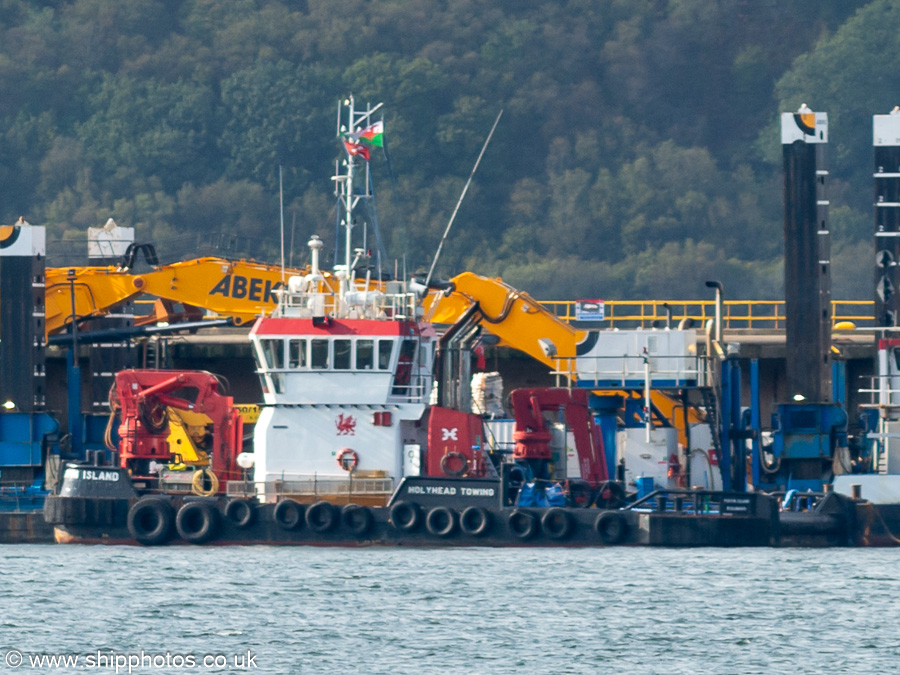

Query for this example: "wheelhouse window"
[334,339,351,370]
[378,340,394,370]
[391,339,417,395]
[260,339,285,370]
[357,340,374,370]
[289,339,307,369]
[311,339,329,369]
[261,337,413,373]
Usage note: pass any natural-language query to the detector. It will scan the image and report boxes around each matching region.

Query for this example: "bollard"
[656,495,667,513]
[851,483,861,500]
[674,496,684,512]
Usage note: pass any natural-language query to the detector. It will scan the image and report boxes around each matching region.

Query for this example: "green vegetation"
[0,0,887,298]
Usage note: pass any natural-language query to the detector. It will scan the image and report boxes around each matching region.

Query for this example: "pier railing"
[538,299,874,330]
[129,294,875,333]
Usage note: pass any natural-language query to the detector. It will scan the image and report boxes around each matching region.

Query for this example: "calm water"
[1,545,898,674]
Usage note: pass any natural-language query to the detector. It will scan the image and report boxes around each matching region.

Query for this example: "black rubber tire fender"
[175,500,219,545]
[595,511,629,545]
[508,509,538,540]
[594,481,627,509]
[224,498,256,529]
[541,507,574,540]
[127,498,174,546]
[425,506,458,537]
[305,500,337,533]
[341,504,374,536]
[459,506,492,537]
[273,499,304,531]
[566,480,594,508]
[390,500,421,532]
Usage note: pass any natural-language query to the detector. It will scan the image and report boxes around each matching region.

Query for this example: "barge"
[34,101,900,548]
[47,471,782,548]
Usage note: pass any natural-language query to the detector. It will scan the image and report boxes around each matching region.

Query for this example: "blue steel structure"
[752,109,849,493]
[0,225,109,513]
[717,358,743,492]
[0,224,55,511]
[588,395,621,483]
[0,412,60,512]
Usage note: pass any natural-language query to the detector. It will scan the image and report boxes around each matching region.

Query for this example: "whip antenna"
[424,109,503,287]
[279,165,285,284]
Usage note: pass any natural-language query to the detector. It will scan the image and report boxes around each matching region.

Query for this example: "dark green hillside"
[0,0,883,298]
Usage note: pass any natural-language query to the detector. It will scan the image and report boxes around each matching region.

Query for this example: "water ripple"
[1,546,898,673]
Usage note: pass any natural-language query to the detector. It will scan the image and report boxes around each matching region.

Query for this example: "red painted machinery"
[509,388,608,486]
[111,369,243,483]
[426,407,489,478]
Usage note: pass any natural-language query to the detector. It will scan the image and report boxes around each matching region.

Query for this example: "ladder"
[701,386,723,465]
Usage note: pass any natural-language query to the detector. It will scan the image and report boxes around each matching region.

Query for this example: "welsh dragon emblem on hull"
[335,414,356,436]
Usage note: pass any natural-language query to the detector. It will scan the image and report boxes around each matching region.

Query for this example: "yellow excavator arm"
[125,257,303,327]
[426,271,704,441]
[44,257,332,337]
[45,266,144,336]
[426,272,582,372]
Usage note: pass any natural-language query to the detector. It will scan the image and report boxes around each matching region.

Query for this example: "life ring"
[440,451,468,478]
[305,500,337,533]
[273,499,304,530]
[127,498,174,546]
[337,448,359,472]
[175,500,219,544]
[390,500,421,532]
[508,509,538,540]
[191,469,219,496]
[425,506,457,537]
[224,498,256,529]
[595,511,629,545]
[460,506,491,537]
[541,507,574,540]
[341,504,374,536]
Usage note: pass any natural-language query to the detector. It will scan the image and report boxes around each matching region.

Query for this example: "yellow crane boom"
[426,271,705,442]
[45,257,327,337]
[426,272,580,370]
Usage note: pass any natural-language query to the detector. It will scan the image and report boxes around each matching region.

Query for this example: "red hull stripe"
[252,318,417,337]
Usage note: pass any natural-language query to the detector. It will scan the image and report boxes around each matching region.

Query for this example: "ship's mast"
[335,95,383,275]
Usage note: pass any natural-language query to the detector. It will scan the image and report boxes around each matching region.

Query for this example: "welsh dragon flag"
[357,121,384,147]
[340,120,382,161]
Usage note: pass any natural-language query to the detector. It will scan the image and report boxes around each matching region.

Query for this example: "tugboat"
[45,97,778,547]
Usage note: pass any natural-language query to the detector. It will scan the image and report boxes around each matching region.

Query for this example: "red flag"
[343,140,370,161]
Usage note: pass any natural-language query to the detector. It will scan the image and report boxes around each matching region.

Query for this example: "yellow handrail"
[537,300,876,330]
